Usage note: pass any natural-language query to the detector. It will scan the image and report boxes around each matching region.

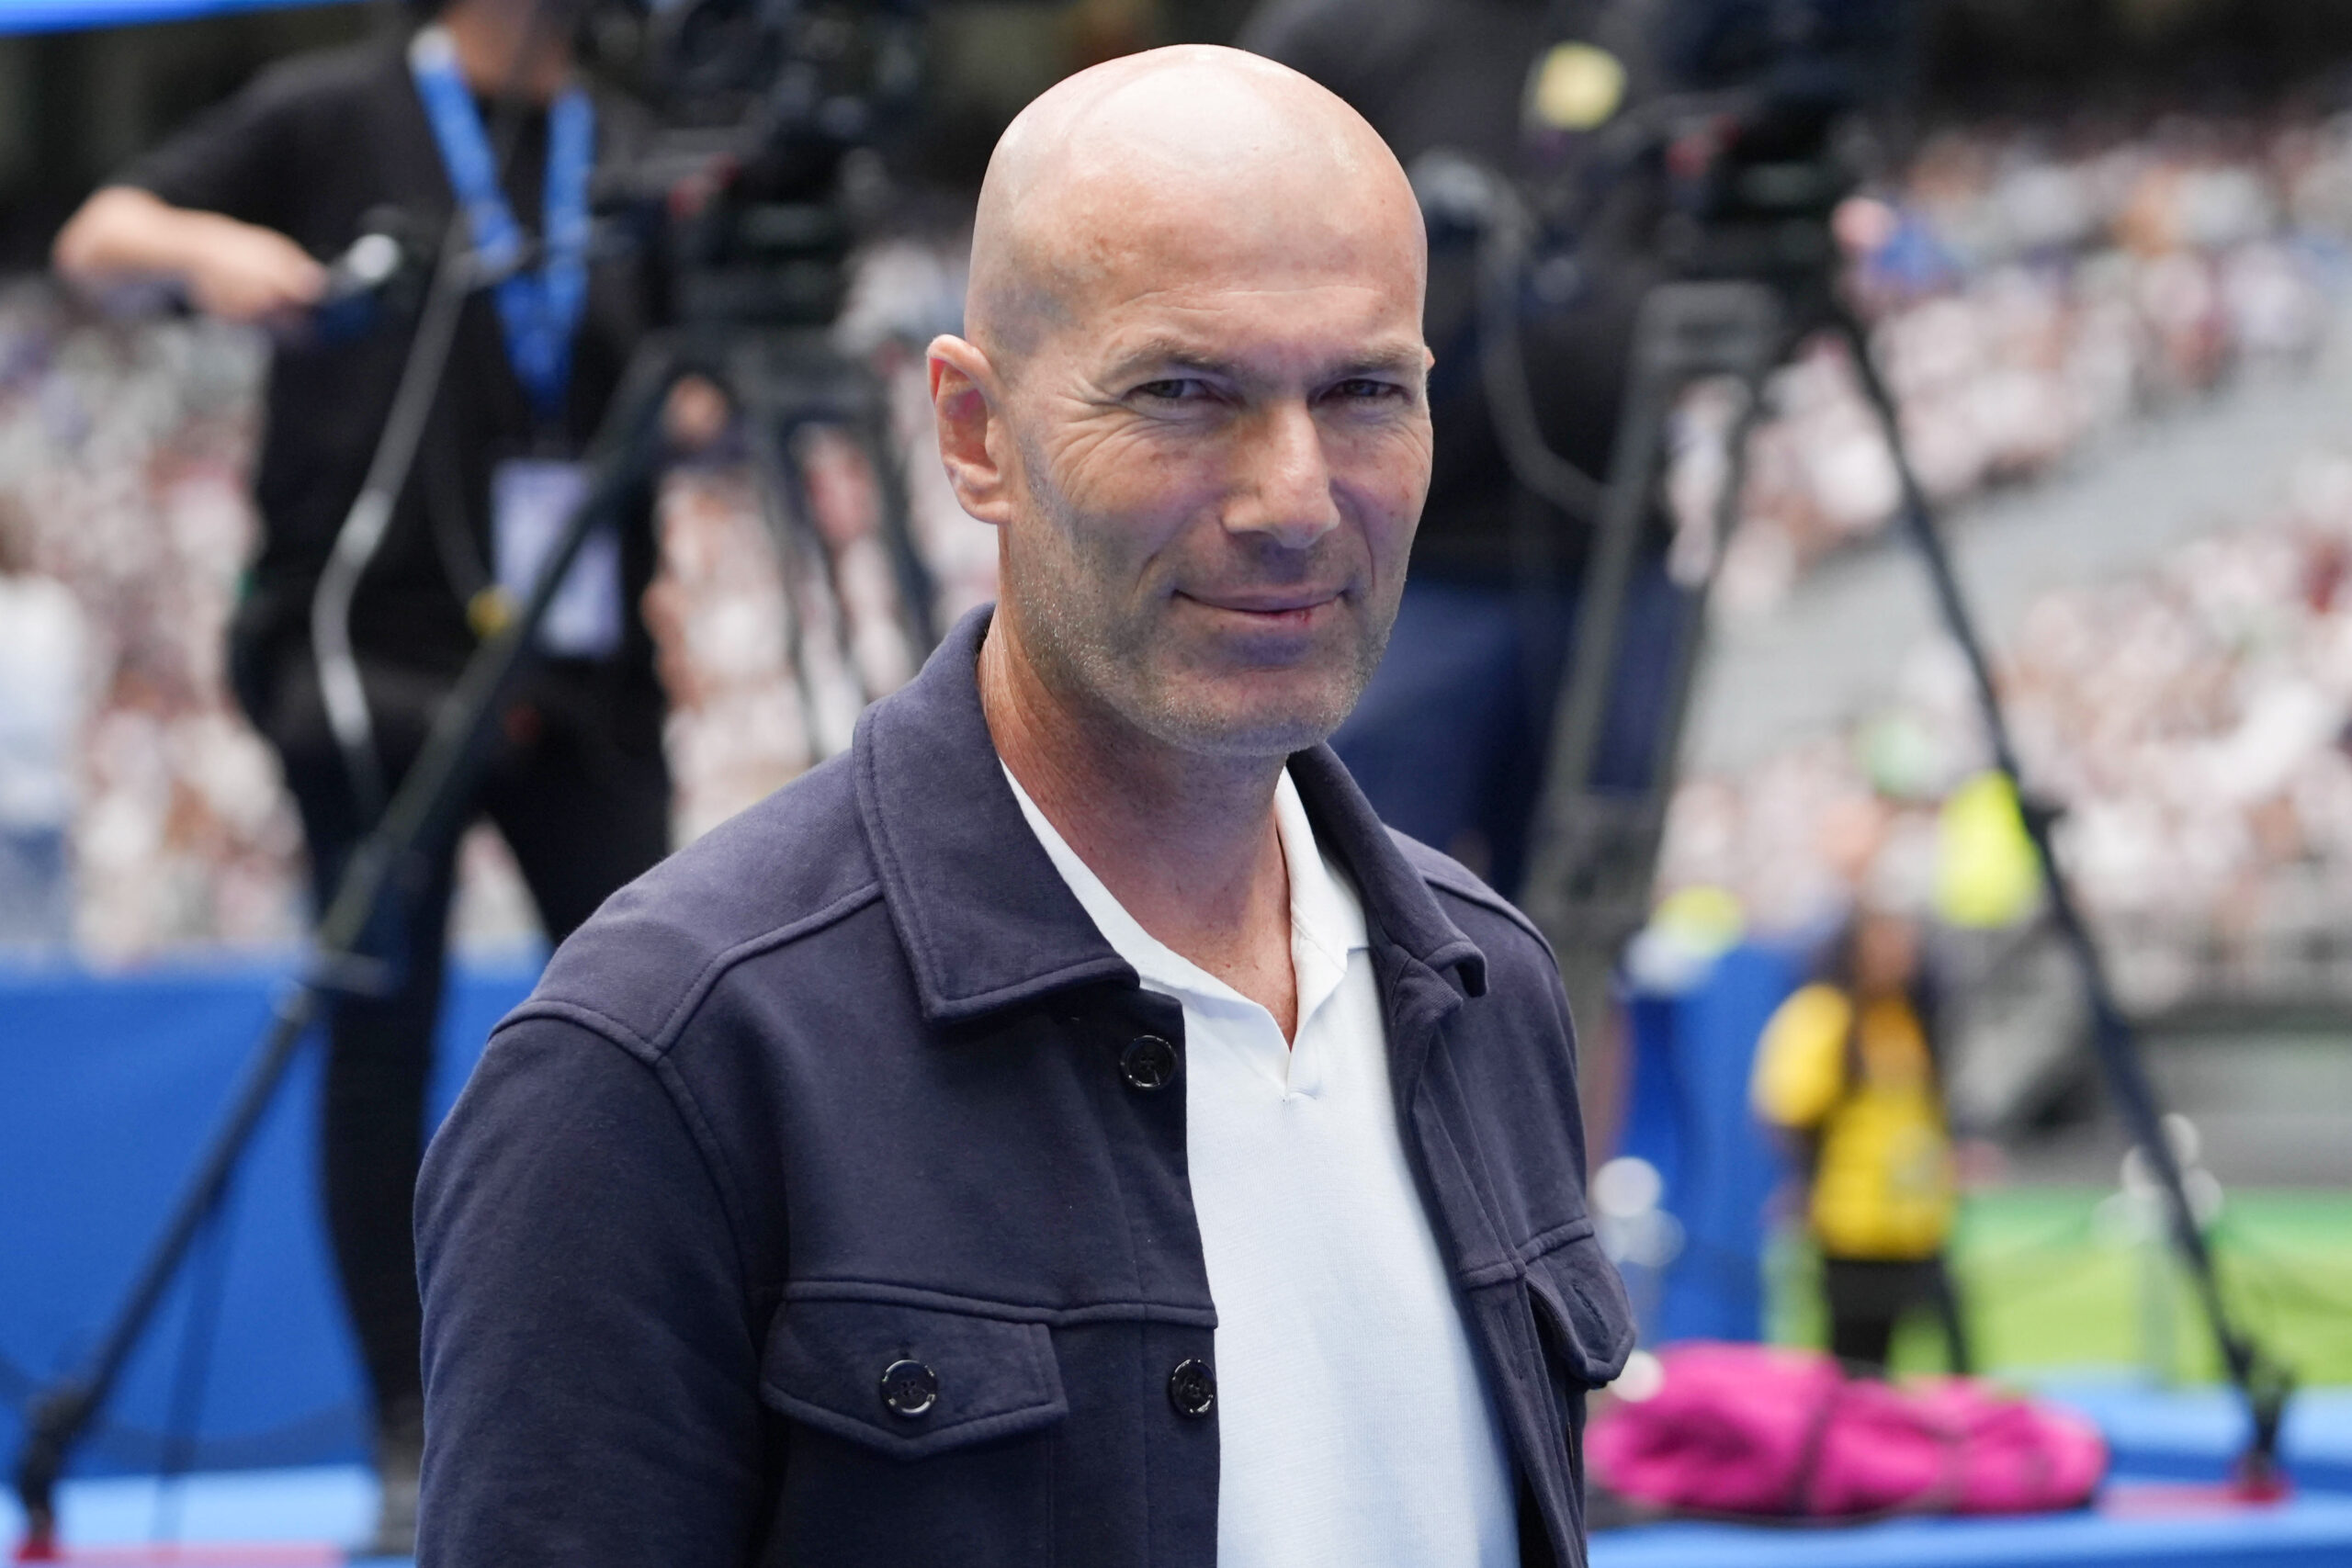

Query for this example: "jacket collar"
[854,606,1487,1026]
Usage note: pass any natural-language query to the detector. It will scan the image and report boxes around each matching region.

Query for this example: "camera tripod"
[9,315,936,1554]
[1508,223,2295,1484]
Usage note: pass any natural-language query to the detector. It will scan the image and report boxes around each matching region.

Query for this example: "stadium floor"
[6,1387,2351,1568]
[4,1468,2349,1568]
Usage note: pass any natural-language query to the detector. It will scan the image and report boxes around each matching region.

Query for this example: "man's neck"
[979,619,1301,1040]
[438,0,572,103]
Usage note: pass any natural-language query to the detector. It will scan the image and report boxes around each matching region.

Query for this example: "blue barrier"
[0,0,350,35]
[1617,943,1803,1344]
[0,958,533,1477]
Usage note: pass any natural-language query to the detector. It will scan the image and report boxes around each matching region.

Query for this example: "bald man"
[415,46,1632,1568]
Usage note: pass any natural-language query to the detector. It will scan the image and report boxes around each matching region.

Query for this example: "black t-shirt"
[1243,0,1667,581]
[122,33,664,732]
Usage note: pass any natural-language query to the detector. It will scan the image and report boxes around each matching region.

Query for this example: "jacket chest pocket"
[1524,1232,1636,1394]
[759,1292,1067,1568]
[1512,1233,1637,1568]
[1525,1231,1638,1475]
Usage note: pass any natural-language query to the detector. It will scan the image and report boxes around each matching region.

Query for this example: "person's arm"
[52,186,325,325]
[1750,983,1852,1132]
[415,1015,771,1565]
[54,48,325,325]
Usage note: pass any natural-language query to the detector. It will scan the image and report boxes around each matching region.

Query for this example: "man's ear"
[928,334,1017,527]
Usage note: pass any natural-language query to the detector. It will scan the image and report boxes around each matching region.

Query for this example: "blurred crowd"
[1657,445,2352,1013]
[1700,114,2349,615]
[6,108,2352,984]
[0,286,295,957]
[0,265,980,960]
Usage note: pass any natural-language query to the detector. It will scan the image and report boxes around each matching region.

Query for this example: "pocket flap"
[761,1293,1068,1461]
[1526,1233,1637,1388]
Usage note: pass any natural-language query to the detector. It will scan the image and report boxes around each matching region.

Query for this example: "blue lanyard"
[409,26,594,423]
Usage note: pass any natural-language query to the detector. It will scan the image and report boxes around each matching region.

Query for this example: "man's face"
[988,205,1432,760]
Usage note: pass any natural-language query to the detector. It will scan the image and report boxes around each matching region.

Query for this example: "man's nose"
[1224,400,1342,547]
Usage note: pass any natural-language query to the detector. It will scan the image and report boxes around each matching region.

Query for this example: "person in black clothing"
[53,0,676,1548]
[1240,0,1686,898]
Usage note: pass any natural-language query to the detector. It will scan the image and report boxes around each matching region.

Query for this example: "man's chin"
[1130,682,1359,761]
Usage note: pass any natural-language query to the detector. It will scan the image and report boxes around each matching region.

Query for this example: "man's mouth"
[1178,590,1344,626]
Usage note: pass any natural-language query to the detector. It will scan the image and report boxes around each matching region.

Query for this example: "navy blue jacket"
[414,607,1635,1567]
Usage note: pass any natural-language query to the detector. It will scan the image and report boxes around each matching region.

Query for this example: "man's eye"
[1135,378,1209,403]
[1332,378,1406,401]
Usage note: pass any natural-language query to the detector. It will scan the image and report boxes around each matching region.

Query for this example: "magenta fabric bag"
[1587,1342,2109,1519]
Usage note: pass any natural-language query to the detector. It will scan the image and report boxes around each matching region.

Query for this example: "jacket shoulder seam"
[511,878,888,1061]
[646,1052,762,1292]
[496,995,660,1060]
[644,879,888,1053]
[472,1009,763,1295]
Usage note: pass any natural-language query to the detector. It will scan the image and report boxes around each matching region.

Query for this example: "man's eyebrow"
[1329,344,1430,380]
[1102,338,1239,381]
[1102,338,1429,385]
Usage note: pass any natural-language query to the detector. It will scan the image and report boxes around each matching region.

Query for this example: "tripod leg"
[851,362,939,655]
[1645,373,1770,795]
[9,984,316,1558]
[1828,304,2289,1474]
[1541,358,1678,811]
[10,339,690,1554]
[740,402,849,764]
[1514,341,1684,1176]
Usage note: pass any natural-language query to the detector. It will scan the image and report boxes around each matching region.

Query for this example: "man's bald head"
[931,44,1433,768]
[966,45,1425,370]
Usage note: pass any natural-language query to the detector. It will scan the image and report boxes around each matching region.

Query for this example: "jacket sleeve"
[414,1012,770,1565]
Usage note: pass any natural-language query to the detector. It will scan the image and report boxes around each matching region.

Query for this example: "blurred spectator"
[49,4,681,1547]
[0,516,90,950]
[1753,905,1970,1375]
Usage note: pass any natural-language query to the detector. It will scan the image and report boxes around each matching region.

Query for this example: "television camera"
[1453,0,2290,1492]
[13,1,944,1552]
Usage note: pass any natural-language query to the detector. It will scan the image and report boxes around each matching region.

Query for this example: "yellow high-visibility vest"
[1752,982,1956,1260]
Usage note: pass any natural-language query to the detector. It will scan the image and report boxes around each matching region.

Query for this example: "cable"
[309,0,561,822]
[1409,151,1609,529]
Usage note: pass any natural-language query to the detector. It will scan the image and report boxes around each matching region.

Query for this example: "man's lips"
[1177,589,1345,620]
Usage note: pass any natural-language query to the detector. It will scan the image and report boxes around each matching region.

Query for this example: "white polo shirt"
[1004,763,1518,1568]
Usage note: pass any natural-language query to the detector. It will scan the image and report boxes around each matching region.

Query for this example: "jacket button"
[1122,1035,1179,1092]
[1168,1359,1216,1418]
[880,1359,938,1419]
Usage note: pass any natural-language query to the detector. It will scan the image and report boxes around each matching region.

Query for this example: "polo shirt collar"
[1001,762,1365,1037]
[853,605,1488,1026]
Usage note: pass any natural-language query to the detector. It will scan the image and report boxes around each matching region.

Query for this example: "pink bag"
[1587,1342,2109,1519]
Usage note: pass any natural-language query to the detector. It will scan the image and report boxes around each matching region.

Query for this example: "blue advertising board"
[0,0,348,35]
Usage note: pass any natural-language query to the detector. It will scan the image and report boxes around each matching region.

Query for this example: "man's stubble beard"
[1008,454,1397,762]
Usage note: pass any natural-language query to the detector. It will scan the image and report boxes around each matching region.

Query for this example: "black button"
[1168,1359,1216,1418]
[1121,1035,1179,1093]
[880,1359,938,1419]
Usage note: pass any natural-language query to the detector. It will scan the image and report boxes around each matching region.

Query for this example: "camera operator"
[1241,0,1687,902]
[53,0,678,1549]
